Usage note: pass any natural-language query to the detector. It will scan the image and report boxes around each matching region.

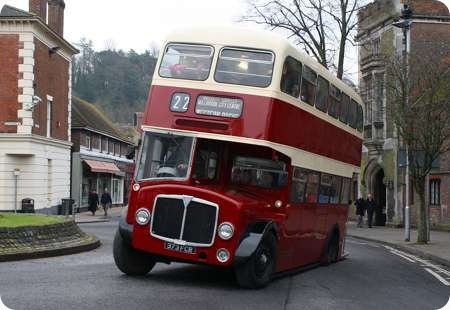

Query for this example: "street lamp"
[392,4,412,242]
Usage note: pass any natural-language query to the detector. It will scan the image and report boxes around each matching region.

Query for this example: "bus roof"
[162,26,362,104]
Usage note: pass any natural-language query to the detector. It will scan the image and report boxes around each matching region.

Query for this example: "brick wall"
[0,35,19,133]
[32,38,69,141]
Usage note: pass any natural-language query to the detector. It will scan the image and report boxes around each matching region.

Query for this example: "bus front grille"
[150,195,218,247]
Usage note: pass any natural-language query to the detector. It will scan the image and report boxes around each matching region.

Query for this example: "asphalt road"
[0,220,449,310]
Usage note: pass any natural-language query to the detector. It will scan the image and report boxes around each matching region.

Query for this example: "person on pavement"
[355,197,366,228]
[88,189,99,216]
[100,188,112,216]
[366,193,376,228]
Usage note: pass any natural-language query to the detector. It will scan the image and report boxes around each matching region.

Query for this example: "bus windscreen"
[215,48,274,87]
[159,44,213,81]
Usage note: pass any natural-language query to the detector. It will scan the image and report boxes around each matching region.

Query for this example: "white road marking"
[383,245,450,287]
[389,250,417,263]
[424,268,450,286]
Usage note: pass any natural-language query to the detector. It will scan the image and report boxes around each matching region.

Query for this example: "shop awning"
[84,159,121,174]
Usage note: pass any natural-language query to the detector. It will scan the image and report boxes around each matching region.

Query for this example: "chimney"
[47,0,65,37]
[29,0,47,21]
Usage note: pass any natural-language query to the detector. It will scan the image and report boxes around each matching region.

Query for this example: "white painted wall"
[0,136,71,211]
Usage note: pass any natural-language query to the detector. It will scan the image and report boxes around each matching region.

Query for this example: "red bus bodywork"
[121,83,362,273]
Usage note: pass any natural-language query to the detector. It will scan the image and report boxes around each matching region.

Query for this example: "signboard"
[170,93,190,113]
[195,96,243,118]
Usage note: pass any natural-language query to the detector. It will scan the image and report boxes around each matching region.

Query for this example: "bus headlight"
[217,222,234,240]
[135,208,151,225]
[216,248,230,263]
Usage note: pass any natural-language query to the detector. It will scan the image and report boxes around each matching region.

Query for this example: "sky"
[1,0,450,80]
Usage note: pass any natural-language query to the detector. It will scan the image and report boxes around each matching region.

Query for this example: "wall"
[0,34,19,133]
[32,38,70,141]
[0,136,71,211]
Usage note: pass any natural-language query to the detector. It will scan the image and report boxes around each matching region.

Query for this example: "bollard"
[404,205,410,242]
[72,203,77,221]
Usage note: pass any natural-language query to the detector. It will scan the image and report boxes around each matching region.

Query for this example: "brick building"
[357,0,450,225]
[71,97,135,210]
[0,0,78,212]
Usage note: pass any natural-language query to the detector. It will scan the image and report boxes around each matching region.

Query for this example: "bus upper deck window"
[280,56,302,98]
[159,44,214,81]
[300,66,317,105]
[215,48,274,88]
[328,85,341,119]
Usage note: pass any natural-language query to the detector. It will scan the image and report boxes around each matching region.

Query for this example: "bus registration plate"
[164,242,196,254]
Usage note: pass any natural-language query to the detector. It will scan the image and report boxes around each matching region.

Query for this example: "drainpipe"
[13,169,21,213]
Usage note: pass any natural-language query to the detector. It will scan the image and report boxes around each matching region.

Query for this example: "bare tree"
[386,47,450,244]
[242,0,367,79]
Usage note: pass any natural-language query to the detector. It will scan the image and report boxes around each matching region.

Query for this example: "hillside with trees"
[72,39,158,123]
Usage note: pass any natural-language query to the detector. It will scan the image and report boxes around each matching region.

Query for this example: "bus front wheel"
[234,233,276,289]
[113,230,156,276]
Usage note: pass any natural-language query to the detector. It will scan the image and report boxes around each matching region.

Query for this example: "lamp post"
[392,4,412,242]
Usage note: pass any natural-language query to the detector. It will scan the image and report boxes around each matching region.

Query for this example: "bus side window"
[280,56,302,98]
[315,76,329,112]
[340,178,351,204]
[305,171,320,203]
[318,173,332,204]
[330,175,342,204]
[300,66,317,105]
[328,85,341,119]
[356,104,363,132]
[290,167,307,203]
[349,99,358,129]
[339,93,350,124]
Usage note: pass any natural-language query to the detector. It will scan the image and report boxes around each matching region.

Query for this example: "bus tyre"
[113,230,156,276]
[235,233,276,289]
[321,232,339,266]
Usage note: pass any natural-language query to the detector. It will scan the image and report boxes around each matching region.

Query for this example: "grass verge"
[0,213,65,228]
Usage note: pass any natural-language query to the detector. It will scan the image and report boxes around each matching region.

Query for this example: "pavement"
[74,205,126,224]
[347,221,450,267]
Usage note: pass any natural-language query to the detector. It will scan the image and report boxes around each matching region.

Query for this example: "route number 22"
[170,93,190,112]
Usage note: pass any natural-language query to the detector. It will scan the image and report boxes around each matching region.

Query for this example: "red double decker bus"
[113,27,363,288]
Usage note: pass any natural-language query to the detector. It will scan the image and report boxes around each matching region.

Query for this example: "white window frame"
[46,95,53,138]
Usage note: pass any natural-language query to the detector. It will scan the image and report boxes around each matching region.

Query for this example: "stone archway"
[364,159,386,226]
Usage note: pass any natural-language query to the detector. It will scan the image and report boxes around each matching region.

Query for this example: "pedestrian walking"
[100,188,112,216]
[366,193,376,228]
[355,197,366,228]
[88,189,99,216]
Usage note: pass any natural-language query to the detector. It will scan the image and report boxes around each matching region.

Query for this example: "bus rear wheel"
[113,230,156,276]
[235,233,276,289]
[321,232,339,266]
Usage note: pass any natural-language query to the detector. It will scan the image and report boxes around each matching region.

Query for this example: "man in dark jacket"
[88,190,99,216]
[355,197,366,228]
[100,188,112,216]
[366,194,376,228]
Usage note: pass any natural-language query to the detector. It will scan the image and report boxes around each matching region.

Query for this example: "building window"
[109,140,114,154]
[112,178,124,204]
[91,134,100,151]
[46,96,53,138]
[372,38,380,56]
[430,179,440,205]
[86,132,91,149]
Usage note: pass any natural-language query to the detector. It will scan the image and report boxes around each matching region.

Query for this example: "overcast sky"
[1,0,450,80]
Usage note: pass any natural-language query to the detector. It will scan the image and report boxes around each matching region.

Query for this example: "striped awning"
[84,159,121,174]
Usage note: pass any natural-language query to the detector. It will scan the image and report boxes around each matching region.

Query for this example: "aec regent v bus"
[113,26,363,288]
